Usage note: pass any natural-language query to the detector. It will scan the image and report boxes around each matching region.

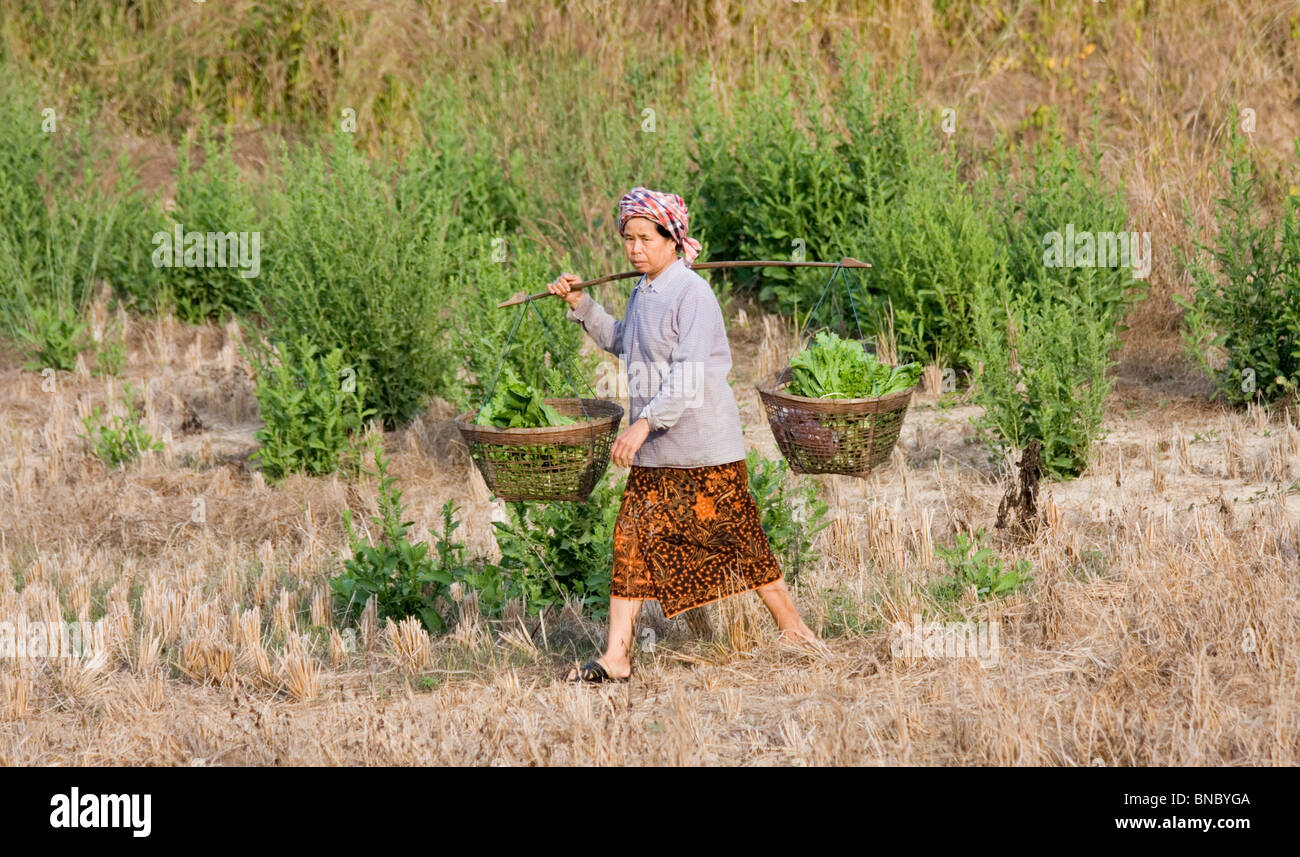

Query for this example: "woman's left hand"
[610,418,652,468]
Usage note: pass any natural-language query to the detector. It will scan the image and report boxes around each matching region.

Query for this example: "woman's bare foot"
[757,579,819,645]
[776,626,820,645]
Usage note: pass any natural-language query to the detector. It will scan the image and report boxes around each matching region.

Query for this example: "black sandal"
[563,659,630,684]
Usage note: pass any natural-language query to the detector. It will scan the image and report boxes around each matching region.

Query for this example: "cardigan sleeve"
[638,283,716,431]
[566,292,625,356]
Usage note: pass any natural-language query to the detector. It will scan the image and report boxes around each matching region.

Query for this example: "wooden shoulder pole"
[496,257,871,308]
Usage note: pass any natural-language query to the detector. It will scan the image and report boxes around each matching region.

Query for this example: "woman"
[548,186,818,684]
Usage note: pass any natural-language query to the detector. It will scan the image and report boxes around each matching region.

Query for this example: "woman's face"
[622,216,679,279]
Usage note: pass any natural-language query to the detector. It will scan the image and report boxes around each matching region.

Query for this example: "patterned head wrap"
[617,187,703,265]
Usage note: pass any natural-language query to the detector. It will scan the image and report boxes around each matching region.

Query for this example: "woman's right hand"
[547,272,586,309]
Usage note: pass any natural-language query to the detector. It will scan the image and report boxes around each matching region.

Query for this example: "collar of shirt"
[638,257,686,294]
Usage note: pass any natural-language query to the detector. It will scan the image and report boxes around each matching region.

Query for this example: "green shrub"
[397,96,524,243]
[849,167,1003,369]
[691,57,866,315]
[247,333,377,482]
[251,135,458,429]
[836,54,1005,368]
[95,180,166,315]
[1174,135,1300,406]
[965,270,1116,479]
[0,188,128,363]
[491,471,626,619]
[989,117,1147,325]
[745,451,830,584]
[335,456,621,631]
[964,119,1141,479]
[0,79,161,351]
[78,382,163,467]
[157,135,265,324]
[332,445,499,635]
[16,302,89,372]
[332,447,476,634]
[447,233,595,413]
[930,529,1033,608]
[333,453,831,628]
[691,50,1001,369]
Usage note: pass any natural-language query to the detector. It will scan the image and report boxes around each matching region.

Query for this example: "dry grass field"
[1,0,1299,767]
[1,290,1297,766]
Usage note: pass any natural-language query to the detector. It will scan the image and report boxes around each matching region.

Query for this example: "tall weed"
[692,49,1000,368]
[250,135,457,428]
[247,334,377,482]
[964,116,1139,479]
[745,451,830,585]
[157,134,265,324]
[691,59,862,312]
[492,472,626,620]
[966,272,1116,479]
[333,445,478,634]
[0,78,160,360]
[988,115,1146,326]
[1174,135,1300,406]
[78,382,164,468]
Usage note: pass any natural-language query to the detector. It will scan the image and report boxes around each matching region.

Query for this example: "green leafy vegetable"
[476,365,576,428]
[788,331,922,399]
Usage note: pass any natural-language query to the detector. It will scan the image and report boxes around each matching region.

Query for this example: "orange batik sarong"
[610,459,783,617]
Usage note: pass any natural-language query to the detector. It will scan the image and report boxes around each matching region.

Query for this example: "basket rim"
[756,369,916,407]
[454,397,624,438]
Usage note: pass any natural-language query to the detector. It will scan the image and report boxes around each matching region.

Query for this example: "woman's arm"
[548,273,625,355]
[566,293,626,356]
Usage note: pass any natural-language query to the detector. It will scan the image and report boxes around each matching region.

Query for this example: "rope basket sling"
[756,261,917,477]
[455,302,622,502]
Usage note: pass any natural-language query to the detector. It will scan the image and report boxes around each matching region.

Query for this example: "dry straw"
[328,627,352,667]
[386,616,433,673]
[278,633,318,700]
[177,634,236,687]
[2,676,30,721]
[359,596,379,651]
[273,589,298,638]
[310,586,332,628]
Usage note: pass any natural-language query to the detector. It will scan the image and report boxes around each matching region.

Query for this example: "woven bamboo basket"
[757,367,916,476]
[455,399,624,502]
